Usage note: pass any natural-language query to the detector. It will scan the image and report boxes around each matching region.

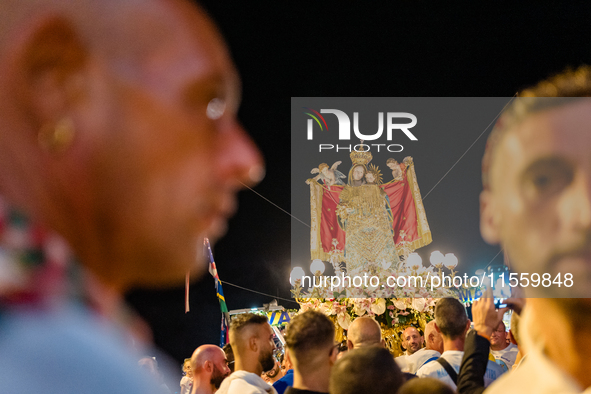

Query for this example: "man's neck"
[191,376,214,394]
[531,299,591,389]
[235,358,262,376]
[293,367,329,393]
[490,341,510,351]
[442,337,464,352]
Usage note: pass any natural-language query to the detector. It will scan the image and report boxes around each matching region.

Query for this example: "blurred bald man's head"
[0,0,262,292]
[347,317,385,350]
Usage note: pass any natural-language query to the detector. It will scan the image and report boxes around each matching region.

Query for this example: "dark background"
[125,0,591,383]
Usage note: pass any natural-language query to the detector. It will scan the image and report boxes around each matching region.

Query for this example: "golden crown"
[350,142,372,166]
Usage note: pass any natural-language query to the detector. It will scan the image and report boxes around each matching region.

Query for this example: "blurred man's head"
[329,347,404,394]
[480,67,591,300]
[229,313,275,376]
[435,298,470,342]
[138,357,162,382]
[0,0,263,292]
[191,345,231,391]
[347,316,385,350]
[424,321,443,354]
[479,67,591,388]
[490,322,509,351]
[285,310,337,392]
[401,326,423,355]
[398,376,455,394]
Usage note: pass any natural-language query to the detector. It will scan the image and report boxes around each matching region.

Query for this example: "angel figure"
[386,158,405,182]
[310,161,346,187]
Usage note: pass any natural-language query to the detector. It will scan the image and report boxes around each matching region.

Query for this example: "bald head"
[190,345,231,390]
[0,0,262,292]
[424,321,443,353]
[191,345,224,372]
[347,317,383,350]
[401,326,423,355]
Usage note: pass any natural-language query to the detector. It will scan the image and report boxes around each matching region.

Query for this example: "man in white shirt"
[490,322,518,371]
[416,298,504,390]
[397,321,442,374]
[217,314,277,394]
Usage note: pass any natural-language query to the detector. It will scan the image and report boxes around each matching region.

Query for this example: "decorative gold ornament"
[38,117,75,152]
[366,164,383,185]
[349,141,373,166]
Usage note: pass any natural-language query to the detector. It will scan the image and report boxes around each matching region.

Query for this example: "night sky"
[125,0,591,374]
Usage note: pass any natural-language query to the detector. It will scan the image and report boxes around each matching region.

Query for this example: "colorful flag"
[204,238,230,347]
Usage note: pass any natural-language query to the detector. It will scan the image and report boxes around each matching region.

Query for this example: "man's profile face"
[482,100,591,297]
[403,327,422,354]
[82,3,262,287]
[258,324,276,372]
[210,349,231,388]
[490,322,506,348]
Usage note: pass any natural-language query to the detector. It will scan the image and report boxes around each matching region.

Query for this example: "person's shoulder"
[416,358,441,377]
[0,307,160,394]
[440,350,463,367]
[226,378,267,394]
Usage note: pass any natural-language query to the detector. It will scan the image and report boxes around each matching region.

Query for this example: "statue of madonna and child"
[306,141,432,283]
[335,149,400,276]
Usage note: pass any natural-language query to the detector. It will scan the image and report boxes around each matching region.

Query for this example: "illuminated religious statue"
[335,155,400,274]
[307,145,431,274]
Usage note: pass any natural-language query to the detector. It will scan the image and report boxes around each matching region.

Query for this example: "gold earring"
[38,117,75,152]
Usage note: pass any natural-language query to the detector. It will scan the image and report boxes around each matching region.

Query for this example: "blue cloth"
[273,369,294,394]
[0,306,164,394]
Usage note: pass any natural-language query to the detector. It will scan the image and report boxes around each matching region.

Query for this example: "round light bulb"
[310,259,326,275]
[406,253,422,268]
[444,253,458,268]
[290,267,305,286]
[430,251,444,266]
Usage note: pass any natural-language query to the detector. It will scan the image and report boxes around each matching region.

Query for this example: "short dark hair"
[329,347,403,394]
[285,310,334,358]
[230,313,268,334]
[398,377,455,394]
[435,298,468,340]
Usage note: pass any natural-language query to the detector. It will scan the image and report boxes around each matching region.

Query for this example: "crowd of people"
[177,293,513,394]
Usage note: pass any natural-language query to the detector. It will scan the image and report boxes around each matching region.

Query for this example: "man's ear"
[480,190,501,244]
[380,338,386,348]
[434,322,441,334]
[465,319,472,334]
[346,340,354,350]
[249,336,258,352]
[14,16,88,129]
[329,345,339,365]
[204,360,213,374]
